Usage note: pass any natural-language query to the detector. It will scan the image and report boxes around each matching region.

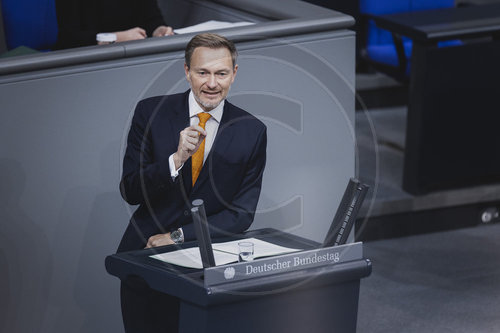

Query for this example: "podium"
[105,229,371,333]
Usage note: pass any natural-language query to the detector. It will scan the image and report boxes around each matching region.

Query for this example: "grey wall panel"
[0,30,354,332]
[0,62,168,332]
[231,35,356,241]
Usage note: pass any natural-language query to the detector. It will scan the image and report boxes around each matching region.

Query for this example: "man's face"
[185,46,238,112]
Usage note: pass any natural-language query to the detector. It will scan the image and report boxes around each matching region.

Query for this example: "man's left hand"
[146,232,175,248]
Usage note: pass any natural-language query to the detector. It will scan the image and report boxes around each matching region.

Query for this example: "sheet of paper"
[150,247,238,269]
[151,247,203,269]
[174,20,255,35]
[150,238,303,269]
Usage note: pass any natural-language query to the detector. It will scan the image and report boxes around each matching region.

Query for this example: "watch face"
[171,230,183,243]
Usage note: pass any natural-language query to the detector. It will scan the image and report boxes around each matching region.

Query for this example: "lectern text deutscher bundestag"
[204,242,363,286]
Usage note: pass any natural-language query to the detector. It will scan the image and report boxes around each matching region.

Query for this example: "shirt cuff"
[168,153,184,180]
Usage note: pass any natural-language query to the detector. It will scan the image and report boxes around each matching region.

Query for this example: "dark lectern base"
[180,279,360,333]
[106,229,371,333]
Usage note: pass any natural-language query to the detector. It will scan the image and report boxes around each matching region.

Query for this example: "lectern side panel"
[179,280,360,333]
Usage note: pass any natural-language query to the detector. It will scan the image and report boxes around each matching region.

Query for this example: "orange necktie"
[192,112,211,185]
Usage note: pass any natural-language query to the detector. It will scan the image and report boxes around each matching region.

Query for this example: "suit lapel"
[165,91,193,190]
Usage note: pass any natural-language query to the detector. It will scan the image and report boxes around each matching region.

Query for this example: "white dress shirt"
[168,90,224,178]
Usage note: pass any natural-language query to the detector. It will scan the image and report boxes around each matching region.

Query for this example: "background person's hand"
[153,25,174,37]
[115,27,147,42]
[146,233,174,248]
[173,125,207,170]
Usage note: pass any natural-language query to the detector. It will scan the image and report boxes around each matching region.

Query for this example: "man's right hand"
[173,125,207,170]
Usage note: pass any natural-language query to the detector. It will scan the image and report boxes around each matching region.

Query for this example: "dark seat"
[1,0,58,51]
[360,0,460,81]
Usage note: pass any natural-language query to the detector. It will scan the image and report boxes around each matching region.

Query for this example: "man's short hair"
[185,33,238,69]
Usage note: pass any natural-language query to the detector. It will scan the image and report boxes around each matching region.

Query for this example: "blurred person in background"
[55,0,173,49]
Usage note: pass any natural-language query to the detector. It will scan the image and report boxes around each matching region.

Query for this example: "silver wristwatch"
[170,228,184,244]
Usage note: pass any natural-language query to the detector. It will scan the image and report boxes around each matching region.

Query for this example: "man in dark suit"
[117,33,267,332]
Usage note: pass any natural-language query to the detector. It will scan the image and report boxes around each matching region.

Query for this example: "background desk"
[106,229,372,333]
[371,4,500,194]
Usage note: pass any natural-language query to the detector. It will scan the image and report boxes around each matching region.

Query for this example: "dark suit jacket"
[117,91,267,252]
